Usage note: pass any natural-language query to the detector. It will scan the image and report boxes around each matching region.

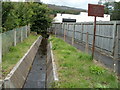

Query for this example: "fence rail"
[1,25,30,55]
[51,21,120,60]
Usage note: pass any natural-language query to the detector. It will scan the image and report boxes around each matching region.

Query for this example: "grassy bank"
[49,36,118,88]
[2,34,39,78]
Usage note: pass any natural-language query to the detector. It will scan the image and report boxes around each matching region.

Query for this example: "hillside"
[47,4,87,15]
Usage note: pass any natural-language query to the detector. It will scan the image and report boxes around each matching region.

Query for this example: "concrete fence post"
[85,32,89,53]
[64,23,66,41]
[112,22,119,72]
[26,25,27,38]
[81,23,84,43]
[0,33,2,64]
[60,23,62,36]
[67,23,69,38]
[55,25,57,37]
[21,27,23,42]
[14,29,16,46]
[28,24,30,36]
[72,24,75,45]
[63,23,64,38]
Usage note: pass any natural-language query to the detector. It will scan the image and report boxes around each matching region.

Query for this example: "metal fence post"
[14,29,16,46]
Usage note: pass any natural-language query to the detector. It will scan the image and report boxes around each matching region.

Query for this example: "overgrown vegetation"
[2,2,52,36]
[2,34,38,78]
[50,36,118,88]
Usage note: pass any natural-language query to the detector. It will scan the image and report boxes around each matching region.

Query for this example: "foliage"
[2,2,52,34]
[111,2,120,20]
[89,65,105,75]
[104,2,114,14]
[30,3,53,36]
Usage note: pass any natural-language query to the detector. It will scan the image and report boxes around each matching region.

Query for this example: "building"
[53,12,110,23]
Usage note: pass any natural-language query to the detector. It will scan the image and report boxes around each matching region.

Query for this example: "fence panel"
[52,21,120,59]
[117,24,120,58]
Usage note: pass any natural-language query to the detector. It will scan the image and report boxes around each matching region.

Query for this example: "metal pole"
[92,16,96,59]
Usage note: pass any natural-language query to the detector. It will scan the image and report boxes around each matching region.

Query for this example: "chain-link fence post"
[14,29,16,46]
[0,33,2,64]
[21,27,23,42]
[26,25,27,38]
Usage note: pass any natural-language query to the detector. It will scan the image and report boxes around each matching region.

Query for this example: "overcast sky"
[40,0,120,10]
[10,0,120,10]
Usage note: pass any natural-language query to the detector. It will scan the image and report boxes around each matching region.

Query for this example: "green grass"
[50,36,119,88]
[2,34,39,78]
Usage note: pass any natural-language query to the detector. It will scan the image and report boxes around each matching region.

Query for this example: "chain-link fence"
[1,25,30,55]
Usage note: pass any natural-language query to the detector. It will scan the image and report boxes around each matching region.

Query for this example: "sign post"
[88,4,104,59]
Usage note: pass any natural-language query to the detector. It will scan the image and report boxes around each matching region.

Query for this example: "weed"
[95,83,109,88]
[9,46,17,52]
[77,52,92,61]
[90,65,105,75]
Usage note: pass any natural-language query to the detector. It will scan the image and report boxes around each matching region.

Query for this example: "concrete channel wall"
[4,36,42,88]
[46,40,58,88]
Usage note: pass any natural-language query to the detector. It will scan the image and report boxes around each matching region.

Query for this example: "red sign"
[88,4,104,17]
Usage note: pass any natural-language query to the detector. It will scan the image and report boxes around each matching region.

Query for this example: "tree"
[30,3,53,37]
[2,2,52,35]
[111,2,120,20]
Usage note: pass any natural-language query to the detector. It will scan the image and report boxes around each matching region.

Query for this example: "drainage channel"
[23,38,47,88]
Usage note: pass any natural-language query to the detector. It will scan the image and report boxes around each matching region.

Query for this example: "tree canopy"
[111,2,120,20]
[2,2,53,34]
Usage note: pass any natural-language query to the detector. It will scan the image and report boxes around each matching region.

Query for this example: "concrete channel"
[23,38,47,88]
[3,36,58,89]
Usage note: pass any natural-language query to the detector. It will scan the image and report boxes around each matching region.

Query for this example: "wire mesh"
[2,25,30,55]
[2,30,14,55]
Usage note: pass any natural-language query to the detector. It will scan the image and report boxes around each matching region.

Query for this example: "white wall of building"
[53,12,110,23]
